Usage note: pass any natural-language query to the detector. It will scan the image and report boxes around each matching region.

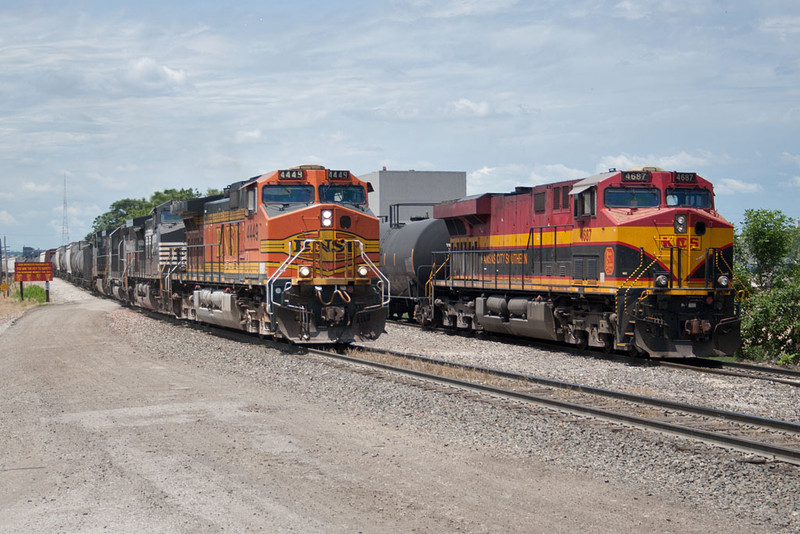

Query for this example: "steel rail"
[385,319,800,387]
[320,345,800,465]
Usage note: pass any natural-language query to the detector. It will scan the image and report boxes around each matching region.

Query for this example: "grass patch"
[11,284,48,304]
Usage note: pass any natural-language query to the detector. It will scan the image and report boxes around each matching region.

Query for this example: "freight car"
[381,167,741,358]
[380,217,448,319]
[62,165,389,344]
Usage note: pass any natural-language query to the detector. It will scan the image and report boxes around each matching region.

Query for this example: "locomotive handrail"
[355,239,391,308]
[715,248,750,306]
[526,224,573,278]
[265,238,390,314]
[618,248,657,319]
[266,239,312,314]
[426,253,450,303]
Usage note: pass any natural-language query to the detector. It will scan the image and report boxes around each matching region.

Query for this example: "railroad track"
[326,343,800,466]
[659,359,800,387]
[386,318,800,387]
[138,309,800,464]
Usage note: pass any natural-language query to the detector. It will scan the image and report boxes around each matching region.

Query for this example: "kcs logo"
[660,236,700,250]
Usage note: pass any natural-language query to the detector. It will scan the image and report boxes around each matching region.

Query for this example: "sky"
[1,0,799,251]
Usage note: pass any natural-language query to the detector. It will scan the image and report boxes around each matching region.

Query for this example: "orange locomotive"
[417,167,741,357]
[164,165,389,343]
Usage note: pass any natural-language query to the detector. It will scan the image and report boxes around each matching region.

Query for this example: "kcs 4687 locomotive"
[56,165,389,344]
[381,167,741,358]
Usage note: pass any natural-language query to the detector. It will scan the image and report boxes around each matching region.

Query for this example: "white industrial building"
[361,168,467,224]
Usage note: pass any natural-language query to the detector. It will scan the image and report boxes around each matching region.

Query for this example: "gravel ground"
[31,281,800,530]
[360,324,800,424]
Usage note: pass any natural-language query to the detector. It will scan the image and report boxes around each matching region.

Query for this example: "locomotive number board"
[621,171,650,182]
[673,172,697,183]
[328,170,351,180]
[279,169,305,180]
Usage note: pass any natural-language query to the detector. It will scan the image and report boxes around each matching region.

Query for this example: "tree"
[739,208,798,288]
[86,188,201,239]
[148,188,198,208]
[740,279,800,364]
[736,208,800,364]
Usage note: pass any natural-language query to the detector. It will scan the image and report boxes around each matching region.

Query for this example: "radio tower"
[62,172,69,245]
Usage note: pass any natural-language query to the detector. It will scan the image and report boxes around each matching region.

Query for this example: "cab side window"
[574,188,596,218]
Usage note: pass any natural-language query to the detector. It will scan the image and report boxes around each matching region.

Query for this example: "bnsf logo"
[660,236,700,250]
[293,238,352,253]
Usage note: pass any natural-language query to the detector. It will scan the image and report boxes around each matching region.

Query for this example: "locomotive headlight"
[655,274,670,288]
[717,275,730,287]
[674,214,687,234]
[321,209,333,227]
[298,265,312,278]
[357,265,370,277]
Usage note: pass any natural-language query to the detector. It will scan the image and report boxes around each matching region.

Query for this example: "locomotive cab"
[570,167,741,357]
[173,165,389,344]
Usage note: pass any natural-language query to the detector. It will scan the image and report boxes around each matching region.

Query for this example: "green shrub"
[11,284,47,304]
[738,277,800,364]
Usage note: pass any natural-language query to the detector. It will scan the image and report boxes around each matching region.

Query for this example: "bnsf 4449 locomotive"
[85,165,389,343]
[382,167,741,358]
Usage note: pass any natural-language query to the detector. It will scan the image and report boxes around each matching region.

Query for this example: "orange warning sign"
[13,262,53,282]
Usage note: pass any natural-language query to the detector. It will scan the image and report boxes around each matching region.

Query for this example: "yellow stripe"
[204,209,246,224]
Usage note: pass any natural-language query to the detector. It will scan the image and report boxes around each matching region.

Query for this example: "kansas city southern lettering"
[481,252,526,265]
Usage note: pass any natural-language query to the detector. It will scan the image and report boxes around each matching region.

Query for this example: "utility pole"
[2,236,8,296]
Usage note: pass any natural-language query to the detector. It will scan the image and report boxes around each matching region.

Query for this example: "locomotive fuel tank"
[380,218,449,316]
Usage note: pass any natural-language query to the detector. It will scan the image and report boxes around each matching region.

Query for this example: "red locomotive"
[383,167,741,358]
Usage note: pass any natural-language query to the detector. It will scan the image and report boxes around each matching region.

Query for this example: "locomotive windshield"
[262,184,315,204]
[665,188,712,208]
[604,187,660,208]
[319,185,366,205]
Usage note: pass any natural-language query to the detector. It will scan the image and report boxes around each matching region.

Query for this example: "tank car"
[380,218,449,318]
[386,167,741,358]
[68,241,93,288]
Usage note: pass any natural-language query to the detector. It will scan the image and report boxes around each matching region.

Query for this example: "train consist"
[381,167,742,358]
[51,166,389,344]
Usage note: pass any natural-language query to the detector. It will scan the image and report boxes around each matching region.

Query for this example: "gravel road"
[1,279,797,532]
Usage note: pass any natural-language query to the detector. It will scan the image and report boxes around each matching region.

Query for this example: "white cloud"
[86,172,128,191]
[613,0,707,21]
[114,164,138,173]
[398,0,519,19]
[117,57,187,95]
[715,178,762,195]
[0,210,19,225]
[234,130,263,144]
[596,152,711,174]
[529,164,587,184]
[759,16,800,39]
[371,100,421,120]
[445,98,491,117]
[782,152,800,167]
[791,176,800,188]
[467,163,584,194]
[468,165,525,194]
[22,181,54,193]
